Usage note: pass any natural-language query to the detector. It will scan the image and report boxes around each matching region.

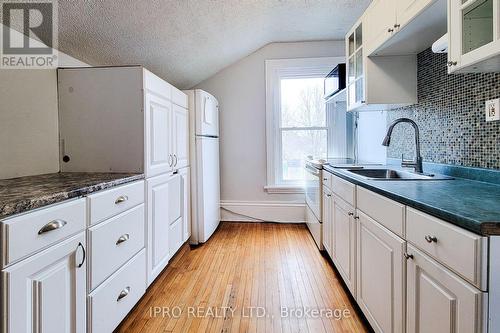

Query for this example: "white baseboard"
[220,200,306,223]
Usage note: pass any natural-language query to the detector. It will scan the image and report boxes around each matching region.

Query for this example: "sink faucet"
[382,118,423,174]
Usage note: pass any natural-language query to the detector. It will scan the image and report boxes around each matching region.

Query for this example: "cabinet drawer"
[88,204,145,290]
[322,171,332,189]
[357,187,405,237]
[88,180,144,226]
[1,199,86,268]
[88,249,146,333]
[331,175,356,206]
[406,208,487,290]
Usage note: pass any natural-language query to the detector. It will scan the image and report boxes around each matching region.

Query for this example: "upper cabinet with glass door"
[345,16,418,112]
[448,0,500,73]
[346,21,365,110]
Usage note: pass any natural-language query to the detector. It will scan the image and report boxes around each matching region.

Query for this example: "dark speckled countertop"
[323,165,500,236]
[0,172,144,219]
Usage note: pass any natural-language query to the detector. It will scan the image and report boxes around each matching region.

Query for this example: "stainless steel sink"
[345,168,454,180]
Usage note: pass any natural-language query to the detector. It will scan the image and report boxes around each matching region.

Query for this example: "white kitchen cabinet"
[322,186,333,257]
[171,104,189,170]
[364,0,446,57]
[1,232,86,333]
[406,244,487,333]
[448,0,500,73]
[356,211,405,333]
[146,173,182,285]
[145,91,173,177]
[331,194,357,297]
[364,0,397,55]
[345,17,417,112]
[397,0,435,28]
[179,167,191,242]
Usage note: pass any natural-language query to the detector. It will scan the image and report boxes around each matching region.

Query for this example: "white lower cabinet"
[1,232,87,333]
[88,250,146,333]
[322,187,333,257]
[147,173,182,285]
[88,204,145,290]
[406,244,487,333]
[331,194,357,297]
[356,211,405,333]
[179,167,191,242]
[323,172,488,333]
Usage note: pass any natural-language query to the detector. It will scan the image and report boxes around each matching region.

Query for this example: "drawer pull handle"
[117,287,130,301]
[38,219,67,235]
[116,234,130,245]
[115,195,128,204]
[404,253,414,260]
[77,242,86,268]
[425,235,438,243]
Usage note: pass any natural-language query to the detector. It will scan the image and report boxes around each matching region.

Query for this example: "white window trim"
[265,57,345,193]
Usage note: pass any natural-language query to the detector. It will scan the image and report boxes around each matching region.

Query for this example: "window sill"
[264,185,304,194]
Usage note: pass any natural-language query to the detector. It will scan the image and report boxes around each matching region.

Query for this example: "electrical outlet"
[485,99,500,122]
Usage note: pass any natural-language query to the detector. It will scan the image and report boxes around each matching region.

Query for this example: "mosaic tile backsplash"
[387,48,500,169]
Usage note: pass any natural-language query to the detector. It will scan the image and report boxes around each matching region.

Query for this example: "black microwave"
[324,64,346,99]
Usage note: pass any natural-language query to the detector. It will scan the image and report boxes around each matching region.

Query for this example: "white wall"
[0,25,87,179]
[195,41,345,221]
[357,111,388,164]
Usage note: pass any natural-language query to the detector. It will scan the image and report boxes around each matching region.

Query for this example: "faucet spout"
[381,118,423,174]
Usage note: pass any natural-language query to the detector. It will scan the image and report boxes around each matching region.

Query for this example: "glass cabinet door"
[461,0,494,55]
[347,22,364,109]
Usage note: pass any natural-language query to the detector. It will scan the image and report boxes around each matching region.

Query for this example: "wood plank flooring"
[116,222,371,333]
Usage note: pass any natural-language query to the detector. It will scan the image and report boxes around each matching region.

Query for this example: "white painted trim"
[489,236,500,333]
[263,185,304,194]
[264,56,345,189]
[220,200,306,223]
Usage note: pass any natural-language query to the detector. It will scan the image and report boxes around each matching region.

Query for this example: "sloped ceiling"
[58,0,370,89]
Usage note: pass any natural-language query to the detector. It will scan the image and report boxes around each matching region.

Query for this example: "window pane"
[281,78,326,127]
[355,24,363,49]
[282,130,327,181]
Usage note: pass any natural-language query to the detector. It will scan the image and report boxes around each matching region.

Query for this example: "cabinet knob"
[323,178,328,181]
[388,28,394,33]
[116,233,130,245]
[404,253,414,260]
[117,287,130,301]
[424,235,438,243]
[348,212,354,216]
[394,24,401,29]
[326,193,332,197]
[447,61,457,67]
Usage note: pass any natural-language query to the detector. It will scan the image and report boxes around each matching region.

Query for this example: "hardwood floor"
[116,222,371,333]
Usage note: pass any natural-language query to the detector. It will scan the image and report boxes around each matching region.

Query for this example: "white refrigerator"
[184,89,221,244]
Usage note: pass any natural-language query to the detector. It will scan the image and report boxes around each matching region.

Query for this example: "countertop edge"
[0,174,145,220]
[323,165,496,236]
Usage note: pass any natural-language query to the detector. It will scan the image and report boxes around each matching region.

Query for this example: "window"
[265,57,344,193]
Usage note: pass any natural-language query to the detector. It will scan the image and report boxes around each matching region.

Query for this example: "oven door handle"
[305,164,320,177]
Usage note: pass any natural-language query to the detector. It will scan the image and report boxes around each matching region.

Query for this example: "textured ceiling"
[58,0,370,89]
